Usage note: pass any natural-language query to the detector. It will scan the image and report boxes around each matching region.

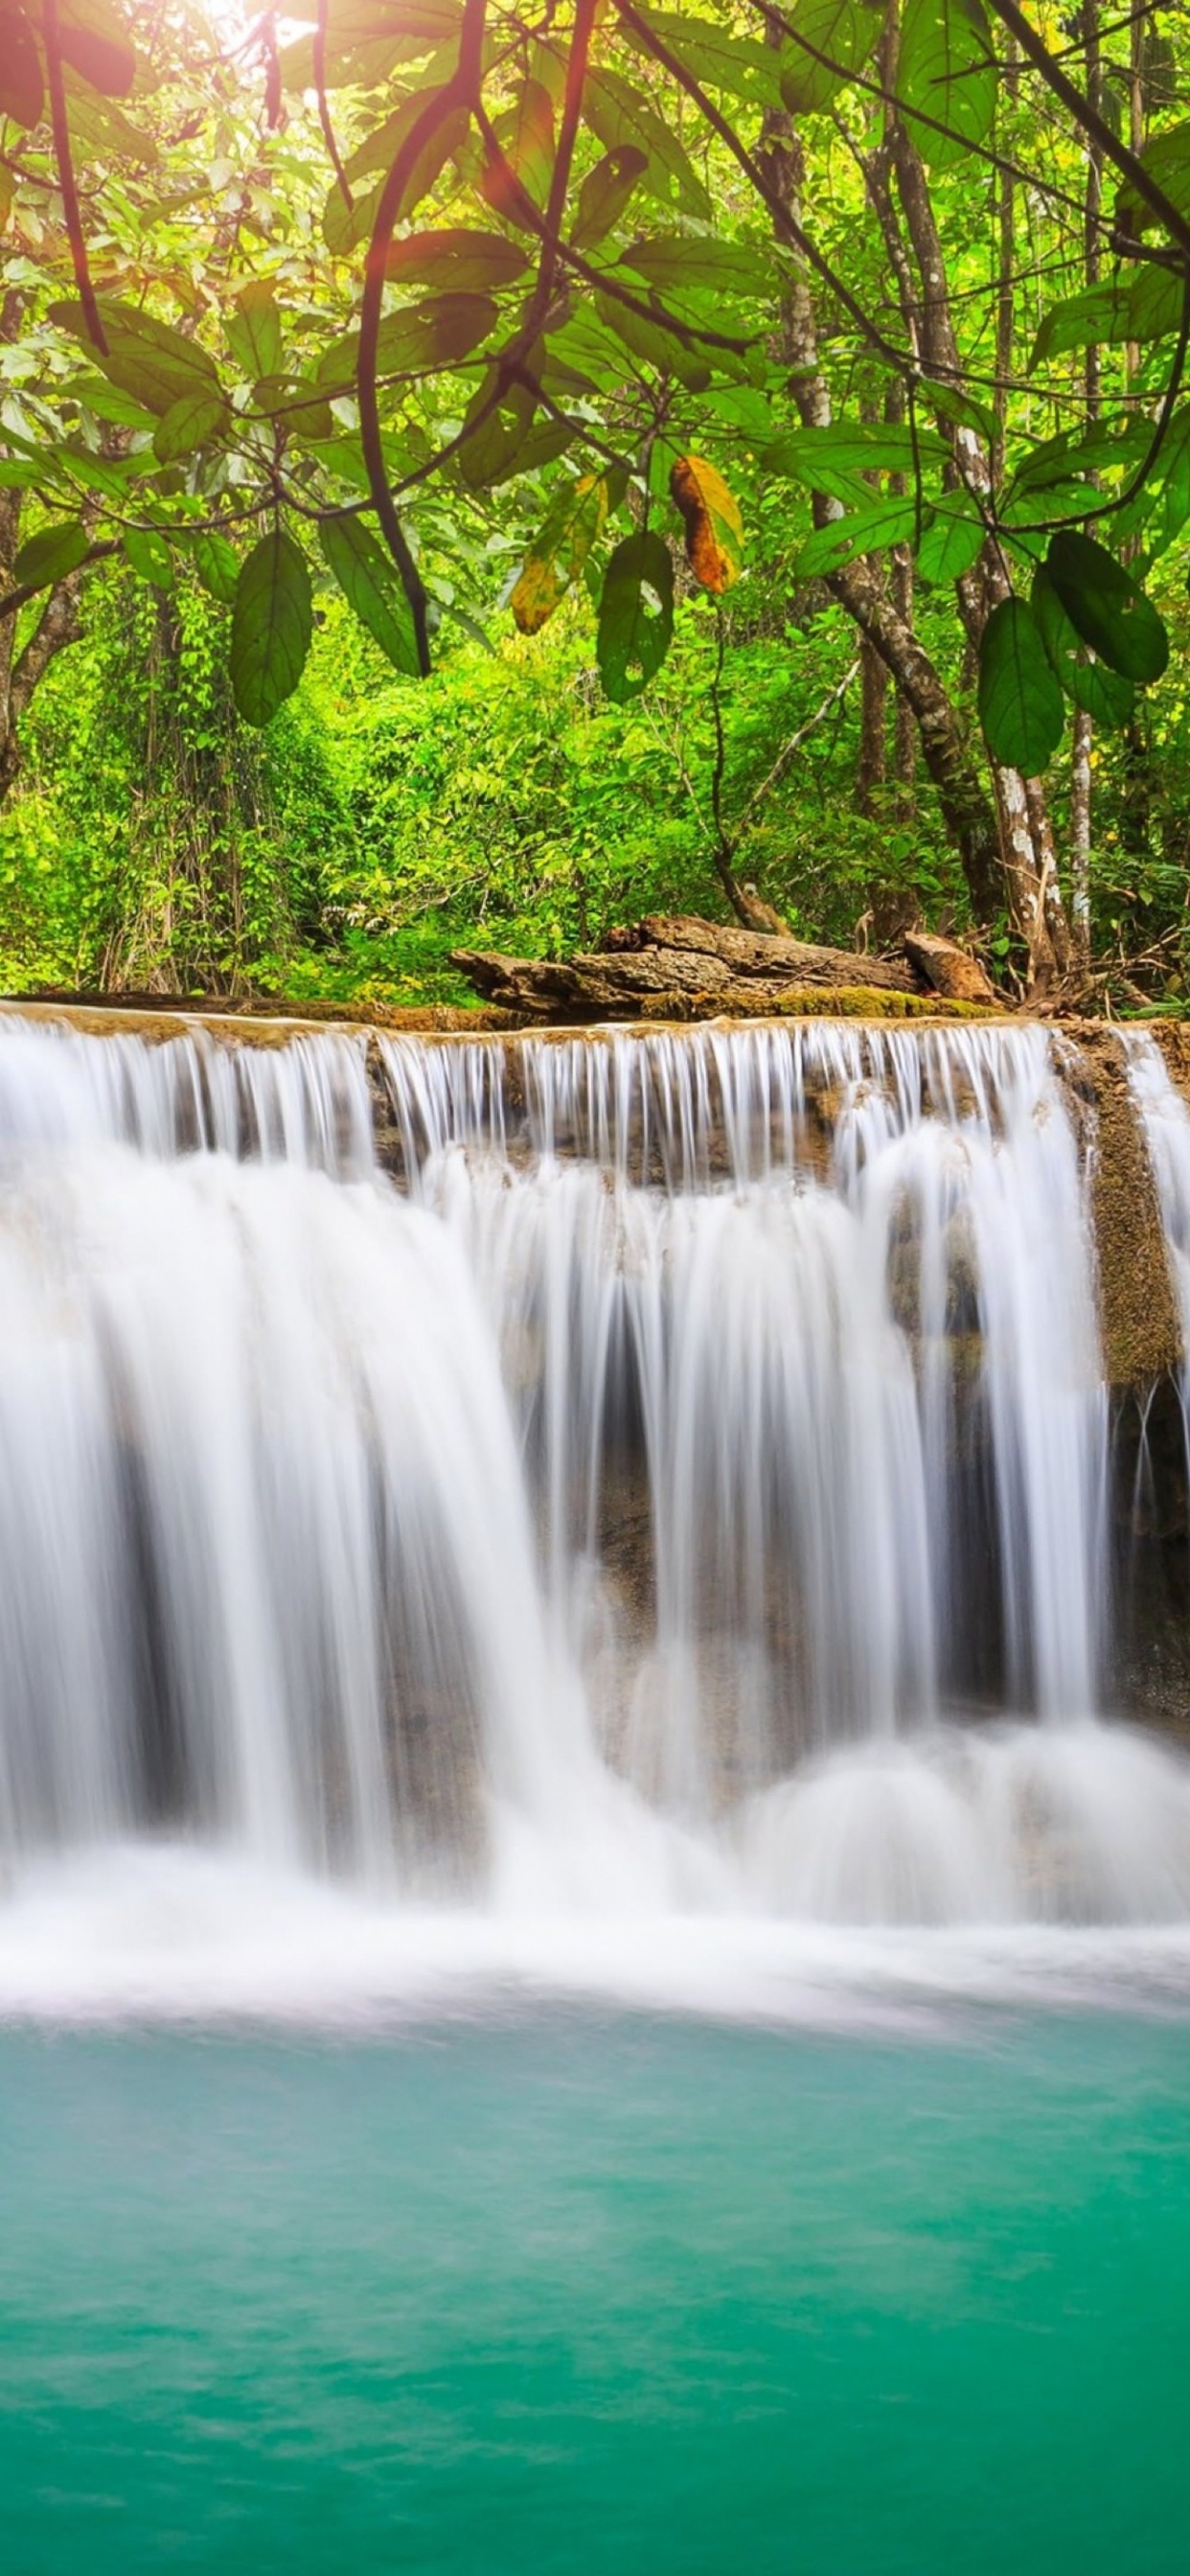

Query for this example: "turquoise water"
[2,2012,1189,2574]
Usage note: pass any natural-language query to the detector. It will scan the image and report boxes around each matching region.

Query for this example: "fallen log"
[903,930,998,1007]
[449,947,733,1018]
[606,913,918,994]
[449,948,988,1024]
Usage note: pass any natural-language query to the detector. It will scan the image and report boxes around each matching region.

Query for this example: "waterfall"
[1,1006,1189,1945]
[1122,1030,1190,1372]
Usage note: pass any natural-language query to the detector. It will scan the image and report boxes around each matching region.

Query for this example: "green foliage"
[230,534,314,728]
[596,532,675,702]
[3,0,1190,992]
[978,600,1066,773]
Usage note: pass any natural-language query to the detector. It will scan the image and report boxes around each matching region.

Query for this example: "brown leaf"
[669,452,744,593]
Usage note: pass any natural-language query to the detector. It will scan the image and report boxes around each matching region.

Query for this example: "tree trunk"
[1070,0,1105,978]
[762,75,1061,972]
[0,299,89,800]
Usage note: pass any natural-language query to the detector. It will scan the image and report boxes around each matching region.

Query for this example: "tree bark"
[0,300,88,799]
[1070,0,1105,976]
[888,116,1068,988]
[761,74,1060,974]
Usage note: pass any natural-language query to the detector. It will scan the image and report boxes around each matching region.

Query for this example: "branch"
[356,0,490,674]
[984,0,1190,264]
[611,0,916,382]
[0,537,120,624]
[10,564,90,724]
[729,656,860,851]
[314,0,353,212]
[41,0,107,354]
[528,0,598,327]
[472,102,756,357]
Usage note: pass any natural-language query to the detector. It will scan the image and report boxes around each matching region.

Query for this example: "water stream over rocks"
[3,1007,1190,1990]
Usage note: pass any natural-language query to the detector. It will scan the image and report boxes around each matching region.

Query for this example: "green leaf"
[480,79,555,223]
[621,236,772,301]
[279,2,461,91]
[1030,284,1131,368]
[330,91,469,243]
[225,283,284,383]
[928,381,997,446]
[63,86,158,161]
[1116,119,1190,239]
[510,419,576,477]
[455,373,538,488]
[1128,264,1185,342]
[251,377,334,441]
[597,529,675,701]
[593,290,713,392]
[0,8,44,127]
[319,516,421,676]
[780,0,881,116]
[316,291,497,390]
[629,11,784,107]
[914,507,985,585]
[571,147,650,249]
[1006,419,1152,499]
[151,391,229,464]
[57,0,136,98]
[766,422,949,497]
[796,495,927,576]
[1031,565,1135,728]
[977,598,1066,772]
[383,229,529,292]
[50,298,222,419]
[585,69,712,221]
[1150,407,1190,556]
[122,526,173,586]
[189,530,240,608]
[324,174,385,259]
[12,522,90,589]
[898,0,996,171]
[511,474,609,632]
[62,372,157,431]
[1045,529,1169,684]
[229,531,313,726]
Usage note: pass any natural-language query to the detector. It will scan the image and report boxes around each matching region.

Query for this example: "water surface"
[3,2011,1188,2573]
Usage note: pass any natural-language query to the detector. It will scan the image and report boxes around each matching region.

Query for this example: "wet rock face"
[1109,1376,1190,1745]
[1078,1029,1182,1391]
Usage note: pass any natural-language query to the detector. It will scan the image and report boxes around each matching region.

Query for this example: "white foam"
[0,1724,1189,2032]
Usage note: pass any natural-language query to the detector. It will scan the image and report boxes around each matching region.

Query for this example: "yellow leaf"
[511,474,607,635]
[669,452,744,593]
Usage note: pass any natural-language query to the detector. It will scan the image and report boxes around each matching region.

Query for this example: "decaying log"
[607,913,918,993]
[903,930,998,1007]
[451,911,930,1021]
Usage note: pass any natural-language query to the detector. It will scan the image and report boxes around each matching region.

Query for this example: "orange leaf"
[669,452,744,593]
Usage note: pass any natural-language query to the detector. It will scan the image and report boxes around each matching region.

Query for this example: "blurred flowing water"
[6,1010,1186,1953]
[4,1014,1190,2567]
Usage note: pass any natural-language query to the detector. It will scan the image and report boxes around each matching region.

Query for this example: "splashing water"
[0,1005,1188,2000]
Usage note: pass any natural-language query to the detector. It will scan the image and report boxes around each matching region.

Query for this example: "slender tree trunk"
[1071,0,1105,976]
[890,548,917,819]
[0,294,89,800]
[857,400,888,816]
[890,114,1068,987]
[760,91,1007,933]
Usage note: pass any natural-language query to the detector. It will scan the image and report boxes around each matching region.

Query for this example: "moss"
[638,986,1000,1024]
[1066,1029,1181,1391]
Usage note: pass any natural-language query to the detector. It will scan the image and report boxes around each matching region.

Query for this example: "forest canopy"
[2,0,1190,1001]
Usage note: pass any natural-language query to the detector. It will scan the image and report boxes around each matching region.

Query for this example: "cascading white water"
[1123,1030,1190,1373]
[1,1003,1189,1983]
